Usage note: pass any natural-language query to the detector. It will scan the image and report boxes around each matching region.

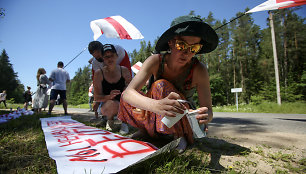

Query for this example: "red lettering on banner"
[72,129,111,136]
[70,125,96,129]
[51,128,71,136]
[59,140,83,147]
[47,120,83,128]
[86,135,129,147]
[67,149,108,162]
[67,146,91,152]
[103,140,157,158]
[57,135,79,143]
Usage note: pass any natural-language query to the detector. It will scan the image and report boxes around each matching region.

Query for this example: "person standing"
[48,61,70,115]
[88,82,94,112]
[23,86,32,110]
[0,90,7,108]
[33,68,50,113]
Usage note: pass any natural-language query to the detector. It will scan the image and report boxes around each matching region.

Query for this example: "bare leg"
[101,100,119,120]
[48,100,55,114]
[93,102,99,119]
[24,102,28,110]
[102,100,119,131]
[62,99,68,114]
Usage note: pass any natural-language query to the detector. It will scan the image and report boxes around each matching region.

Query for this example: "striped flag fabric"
[246,0,306,13]
[90,15,144,40]
[131,61,142,74]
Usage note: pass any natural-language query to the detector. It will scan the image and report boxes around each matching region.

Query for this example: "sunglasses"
[175,39,203,54]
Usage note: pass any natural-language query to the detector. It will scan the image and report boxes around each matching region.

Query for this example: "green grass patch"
[0,103,24,110]
[67,103,90,109]
[1,110,240,173]
[213,101,306,114]
[0,112,57,174]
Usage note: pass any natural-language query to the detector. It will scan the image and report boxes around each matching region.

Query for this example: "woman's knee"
[150,79,178,98]
[101,100,119,116]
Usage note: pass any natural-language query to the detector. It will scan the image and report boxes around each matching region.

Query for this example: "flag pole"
[64,47,88,69]
[214,13,246,30]
[269,11,281,105]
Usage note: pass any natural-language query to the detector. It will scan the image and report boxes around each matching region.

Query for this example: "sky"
[0,0,305,91]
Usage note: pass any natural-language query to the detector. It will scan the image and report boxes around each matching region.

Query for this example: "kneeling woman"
[118,15,218,152]
[93,44,132,134]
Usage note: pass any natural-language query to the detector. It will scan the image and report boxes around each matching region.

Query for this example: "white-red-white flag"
[246,0,306,13]
[131,61,142,74]
[90,15,144,41]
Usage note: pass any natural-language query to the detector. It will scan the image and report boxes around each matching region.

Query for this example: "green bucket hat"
[155,15,218,54]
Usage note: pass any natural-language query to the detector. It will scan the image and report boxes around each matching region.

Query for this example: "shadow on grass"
[191,137,251,172]
[118,135,250,173]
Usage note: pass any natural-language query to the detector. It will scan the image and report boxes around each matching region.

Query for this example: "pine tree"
[0,49,25,103]
[66,65,92,105]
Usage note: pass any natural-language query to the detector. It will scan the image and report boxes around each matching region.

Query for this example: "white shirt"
[0,93,6,101]
[49,68,70,90]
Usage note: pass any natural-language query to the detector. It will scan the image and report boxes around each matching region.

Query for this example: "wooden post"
[269,11,282,105]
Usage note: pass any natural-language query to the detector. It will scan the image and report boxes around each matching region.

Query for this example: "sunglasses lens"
[175,40,202,53]
[175,41,186,51]
[190,44,202,53]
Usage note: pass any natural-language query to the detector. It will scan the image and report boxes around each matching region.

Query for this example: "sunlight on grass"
[213,102,306,114]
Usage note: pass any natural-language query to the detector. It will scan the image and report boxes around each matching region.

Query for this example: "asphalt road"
[210,112,306,135]
[53,106,306,135]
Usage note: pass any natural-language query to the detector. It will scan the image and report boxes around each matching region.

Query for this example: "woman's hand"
[109,90,121,100]
[155,92,186,117]
[195,107,212,125]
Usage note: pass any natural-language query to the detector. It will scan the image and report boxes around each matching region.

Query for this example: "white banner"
[0,108,34,124]
[40,116,157,174]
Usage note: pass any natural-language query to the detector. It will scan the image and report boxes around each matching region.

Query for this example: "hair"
[57,61,64,67]
[36,68,46,81]
[27,86,31,90]
[88,41,103,54]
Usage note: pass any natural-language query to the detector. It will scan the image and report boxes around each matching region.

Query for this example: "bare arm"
[193,63,213,124]
[88,57,94,64]
[122,54,184,117]
[121,66,132,89]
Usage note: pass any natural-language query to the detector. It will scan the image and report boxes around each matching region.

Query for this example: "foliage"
[128,9,305,106]
[66,65,92,105]
[2,9,305,106]
[0,49,25,103]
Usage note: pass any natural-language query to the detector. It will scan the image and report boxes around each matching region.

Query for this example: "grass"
[1,101,305,173]
[0,110,218,174]
[69,103,91,109]
[213,101,306,114]
[0,111,57,174]
[0,109,251,174]
[2,101,306,114]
